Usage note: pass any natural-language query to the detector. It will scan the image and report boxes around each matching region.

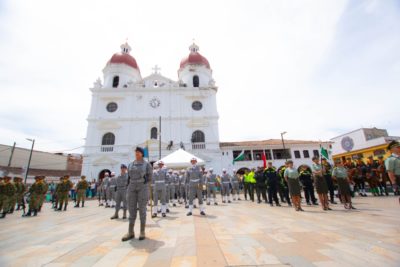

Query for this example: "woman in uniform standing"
[311,157,331,211]
[122,147,153,242]
[332,160,356,210]
[284,161,303,211]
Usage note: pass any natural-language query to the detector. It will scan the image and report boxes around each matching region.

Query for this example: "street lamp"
[280,132,287,162]
[24,138,35,184]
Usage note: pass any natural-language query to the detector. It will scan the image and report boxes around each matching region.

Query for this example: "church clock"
[149,97,161,108]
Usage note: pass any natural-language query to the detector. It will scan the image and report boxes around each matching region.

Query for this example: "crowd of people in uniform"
[1,141,399,242]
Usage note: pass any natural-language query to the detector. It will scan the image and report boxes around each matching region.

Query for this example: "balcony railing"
[192,143,206,150]
[100,145,114,152]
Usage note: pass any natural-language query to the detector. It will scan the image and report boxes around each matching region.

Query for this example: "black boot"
[9,207,14,214]
[139,223,146,241]
[23,209,32,217]
[16,205,21,211]
[0,212,6,219]
[33,209,38,216]
[82,201,85,207]
[74,202,80,208]
[122,223,135,241]
[64,203,68,211]
[110,210,119,220]
[122,209,127,219]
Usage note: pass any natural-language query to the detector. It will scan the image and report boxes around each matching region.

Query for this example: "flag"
[320,146,329,160]
[262,151,267,168]
[233,150,245,164]
[143,147,149,158]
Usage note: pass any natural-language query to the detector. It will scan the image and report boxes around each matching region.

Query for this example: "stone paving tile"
[0,195,399,267]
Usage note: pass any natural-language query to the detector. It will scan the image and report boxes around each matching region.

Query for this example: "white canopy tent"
[159,149,205,168]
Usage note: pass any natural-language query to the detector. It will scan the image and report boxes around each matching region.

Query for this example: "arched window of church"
[112,76,119,88]
[193,75,199,87]
[150,127,158,139]
[102,132,115,145]
[191,130,205,143]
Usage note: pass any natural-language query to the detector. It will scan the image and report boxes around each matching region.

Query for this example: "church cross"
[152,65,161,74]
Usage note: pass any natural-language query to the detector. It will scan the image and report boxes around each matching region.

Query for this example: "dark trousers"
[282,183,291,205]
[267,182,279,205]
[277,182,285,202]
[324,175,335,202]
[244,183,255,201]
[303,182,317,204]
[256,184,267,202]
[355,177,366,191]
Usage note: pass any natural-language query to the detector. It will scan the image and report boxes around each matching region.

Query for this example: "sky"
[0,0,399,153]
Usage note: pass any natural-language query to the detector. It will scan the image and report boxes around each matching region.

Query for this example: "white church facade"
[82,42,222,178]
[82,42,332,179]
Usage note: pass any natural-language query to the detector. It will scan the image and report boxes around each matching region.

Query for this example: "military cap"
[120,164,127,169]
[81,175,86,179]
[34,176,40,180]
[135,147,145,156]
[3,176,11,180]
[286,160,294,164]
[13,176,22,181]
[387,140,400,150]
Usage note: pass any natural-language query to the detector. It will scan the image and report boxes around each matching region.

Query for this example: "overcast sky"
[0,0,399,153]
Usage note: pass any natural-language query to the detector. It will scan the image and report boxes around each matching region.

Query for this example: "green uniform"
[385,153,400,193]
[0,180,5,214]
[38,181,48,211]
[28,181,42,211]
[284,167,301,196]
[2,181,16,214]
[58,179,73,210]
[13,181,26,210]
[76,179,89,205]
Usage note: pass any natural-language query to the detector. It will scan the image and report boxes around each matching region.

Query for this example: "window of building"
[303,150,310,158]
[265,150,272,160]
[150,127,158,139]
[191,130,205,143]
[294,150,301,159]
[102,132,115,145]
[313,150,319,157]
[192,101,203,111]
[112,76,119,88]
[106,102,118,112]
[273,149,291,160]
[193,75,199,87]
[253,150,264,161]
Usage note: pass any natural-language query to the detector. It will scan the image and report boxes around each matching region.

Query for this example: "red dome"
[180,51,210,69]
[108,53,140,71]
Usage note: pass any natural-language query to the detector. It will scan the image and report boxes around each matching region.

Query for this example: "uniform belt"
[155,181,165,183]
[222,182,230,184]
[129,179,145,183]
[208,182,215,184]
[190,179,200,182]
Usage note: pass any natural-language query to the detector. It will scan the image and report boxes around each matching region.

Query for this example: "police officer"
[153,161,168,217]
[255,167,267,204]
[264,162,280,207]
[298,165,318,205]
[111,164,129,220]
[279,164,292,206]
[231,169,241,201]
[75,175,89,208]
[220,169,232,203]
[206,168,218,205]
[186,158,205,216]
[122,147,152,242]
[385,140,400,198]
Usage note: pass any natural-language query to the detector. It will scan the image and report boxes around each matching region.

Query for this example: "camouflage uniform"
[13,177,26,211]
[123,158,152,241]
[38,176,48,212]
[0,177,16,218]
[24,177,45,217]
[75,176,89,207]
[57,177,73,211]
[0,178,4,215]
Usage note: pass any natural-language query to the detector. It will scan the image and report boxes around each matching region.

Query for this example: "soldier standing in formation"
[37,176,48,212]
[264,163,280,207]
[312,157,331,211]
[298,165,318,205]
[206,168,218,205]
[167,169,177,207]
[122,147,152,242]
[111,164,129,220]
[152,161,168,217]
[75,175,89,208]
[255,167,267,204]
[178,170,186,204]
[13,177,26,211]
[322,159,337,204]
[103,173,112,208]
[231,169,241,201]
[57,175,73,211]
[24,176,43,217]
[332,160,356,210]
[0,176,16,218]
[220,169,232,203]
[385,141,400,201]
[186,158,205,216]
[109,172,117,208]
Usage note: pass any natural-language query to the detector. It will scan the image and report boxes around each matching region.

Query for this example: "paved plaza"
[0,196,399,267]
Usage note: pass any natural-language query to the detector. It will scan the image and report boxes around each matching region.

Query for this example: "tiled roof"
[220,139,331,148]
